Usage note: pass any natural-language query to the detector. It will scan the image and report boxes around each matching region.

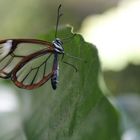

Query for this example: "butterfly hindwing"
[11,49,55,89]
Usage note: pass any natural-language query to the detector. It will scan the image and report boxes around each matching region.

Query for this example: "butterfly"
[0,4,76,90]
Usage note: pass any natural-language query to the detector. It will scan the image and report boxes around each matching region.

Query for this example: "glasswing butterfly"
[0,4,77,90]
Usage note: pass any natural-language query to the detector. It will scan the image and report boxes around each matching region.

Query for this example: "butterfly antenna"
[55,4,63,38]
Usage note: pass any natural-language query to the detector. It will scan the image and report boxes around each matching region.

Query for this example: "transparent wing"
[11,50,55,90]
[0,53,23,78]
[0,39,53,78]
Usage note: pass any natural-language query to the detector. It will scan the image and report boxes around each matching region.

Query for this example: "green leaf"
[0,26,121,140]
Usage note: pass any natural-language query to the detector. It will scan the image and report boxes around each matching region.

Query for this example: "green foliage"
[0,27,121,140]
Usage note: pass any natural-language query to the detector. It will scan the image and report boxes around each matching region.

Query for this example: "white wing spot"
[0,40,13,58]
[4,40,13,53]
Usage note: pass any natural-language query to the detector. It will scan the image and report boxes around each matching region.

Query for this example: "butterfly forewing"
[12,50,54,89]
[0,39,53,79]
[14,42,48,56]
[0,53,23,78]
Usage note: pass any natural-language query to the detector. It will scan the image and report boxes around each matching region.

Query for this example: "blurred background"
[0,0,140,139]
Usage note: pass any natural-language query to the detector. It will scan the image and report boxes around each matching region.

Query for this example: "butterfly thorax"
[52,38,64,54]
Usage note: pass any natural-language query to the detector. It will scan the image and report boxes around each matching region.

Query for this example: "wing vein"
[1,56,14,70]
[0,55,8,63]
[30,67,40,85]
[21,69,32,82]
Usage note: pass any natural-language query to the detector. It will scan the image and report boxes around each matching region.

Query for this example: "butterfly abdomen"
[51,53,59,90]
[51,70,59,90]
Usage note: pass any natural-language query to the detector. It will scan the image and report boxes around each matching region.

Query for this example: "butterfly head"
[53,38,64,53]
